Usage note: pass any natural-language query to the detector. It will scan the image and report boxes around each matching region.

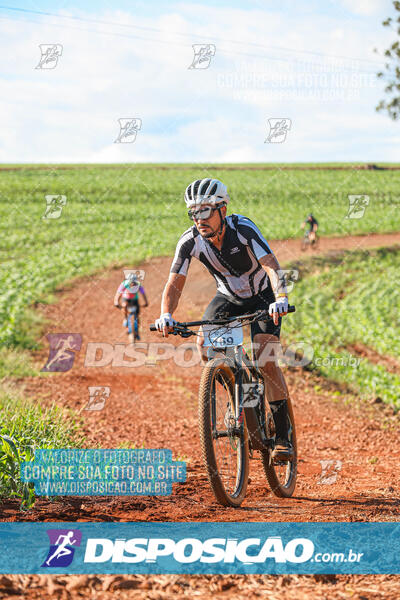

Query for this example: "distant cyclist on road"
[114,273,149,340]
[301,213,318,243]
[155,178,294,460]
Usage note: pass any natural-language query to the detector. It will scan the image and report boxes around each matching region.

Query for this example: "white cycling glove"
[155,312,176,332]
[269,296,289,317]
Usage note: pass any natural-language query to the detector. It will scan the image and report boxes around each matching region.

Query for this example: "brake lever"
[180,330,195,338]
[172,325,196,338]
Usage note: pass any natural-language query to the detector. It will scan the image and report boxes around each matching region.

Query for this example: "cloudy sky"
[0,0,399,162]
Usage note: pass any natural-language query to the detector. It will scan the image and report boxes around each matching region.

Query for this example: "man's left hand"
[269,296,289,325]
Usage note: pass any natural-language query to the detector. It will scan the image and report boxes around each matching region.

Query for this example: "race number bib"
[203,321,243,348]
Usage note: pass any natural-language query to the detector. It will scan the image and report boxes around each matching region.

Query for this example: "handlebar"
[149,305,295,333]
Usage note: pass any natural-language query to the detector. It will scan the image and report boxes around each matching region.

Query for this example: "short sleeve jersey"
[306,216,318,230]
[117,282,145,300]
[170,214,274,301]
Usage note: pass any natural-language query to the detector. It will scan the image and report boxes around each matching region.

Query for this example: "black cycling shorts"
[124,298,140,315]
[202,290,281,339]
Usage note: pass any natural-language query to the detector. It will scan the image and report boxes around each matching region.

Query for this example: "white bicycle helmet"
[125,273,139,286]
[184,178,230,209]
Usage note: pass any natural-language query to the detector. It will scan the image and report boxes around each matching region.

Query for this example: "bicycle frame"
[150,306,295,451]
[150,305,297,504]
[200,316,287,452]
[231,343,272,452]
[304,230,318,242]
[126,305,138,335]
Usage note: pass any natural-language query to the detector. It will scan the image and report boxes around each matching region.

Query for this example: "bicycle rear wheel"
[133,314,139,340]
[261,396,297,498]
[198,357,249,507]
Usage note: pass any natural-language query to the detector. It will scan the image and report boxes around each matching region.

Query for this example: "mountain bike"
[150,306,297,507]
[126,304,139,343]
[116,302,139,343]
[301,230,319,252]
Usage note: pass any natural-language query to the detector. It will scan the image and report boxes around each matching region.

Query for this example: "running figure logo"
[318,459,342,485]
[35,44,63,69]
[41,333,82,372]
[114,118,142,143]
[346,195,370,219]
[188,44,216,69]
[277,269,299,294]
[265,118,292,143]
[42,529,82,567]
[242,383,263,408]
[42,195,67,219]
[85,386,110,411]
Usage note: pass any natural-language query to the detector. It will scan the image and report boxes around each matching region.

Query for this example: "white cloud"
[339,0,391,16]
[0,5,397,162]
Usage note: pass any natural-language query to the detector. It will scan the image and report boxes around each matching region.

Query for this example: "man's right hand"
[155,312,176,337]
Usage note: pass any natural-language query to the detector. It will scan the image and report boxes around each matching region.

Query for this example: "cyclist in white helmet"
[114,273,148,339]
[155,178,293,460]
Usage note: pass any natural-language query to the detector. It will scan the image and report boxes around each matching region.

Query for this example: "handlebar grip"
[149,305,295,331]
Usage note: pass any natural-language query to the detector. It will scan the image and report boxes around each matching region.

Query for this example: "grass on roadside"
[0,386,85,509]
[284,247,400,410]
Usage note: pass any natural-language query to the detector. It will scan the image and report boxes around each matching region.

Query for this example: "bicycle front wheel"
[198,357,249,507]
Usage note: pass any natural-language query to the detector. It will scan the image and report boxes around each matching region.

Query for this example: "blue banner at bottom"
[0,522,399,574]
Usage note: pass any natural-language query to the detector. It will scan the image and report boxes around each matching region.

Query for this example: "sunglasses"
[188,204,223,221]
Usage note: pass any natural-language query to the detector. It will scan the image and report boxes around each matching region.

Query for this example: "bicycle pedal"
[272,449,293,464]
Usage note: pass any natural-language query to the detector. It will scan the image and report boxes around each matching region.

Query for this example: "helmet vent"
[208,182,218,196]
[199,178,212,196]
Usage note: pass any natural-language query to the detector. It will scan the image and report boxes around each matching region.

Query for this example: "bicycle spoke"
[212,372,241,496]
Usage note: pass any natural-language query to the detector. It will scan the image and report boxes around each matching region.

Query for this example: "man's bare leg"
[196,326,208,364]
[254,333,293,459]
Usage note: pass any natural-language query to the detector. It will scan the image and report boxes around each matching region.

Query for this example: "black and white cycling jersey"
[170,214,274,303]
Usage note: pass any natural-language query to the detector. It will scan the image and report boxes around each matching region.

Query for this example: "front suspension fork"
[233,347,244,430]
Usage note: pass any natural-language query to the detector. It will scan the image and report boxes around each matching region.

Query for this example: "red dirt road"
[1,232,400,599]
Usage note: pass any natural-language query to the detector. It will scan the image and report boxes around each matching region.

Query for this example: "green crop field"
[0,164,399,505]
[283,247,400,410]
[1,164,399,350]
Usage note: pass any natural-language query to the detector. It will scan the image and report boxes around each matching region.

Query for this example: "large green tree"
[376,1,400,120]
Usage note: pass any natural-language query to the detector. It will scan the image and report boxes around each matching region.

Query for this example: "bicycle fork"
[234,347,245,433]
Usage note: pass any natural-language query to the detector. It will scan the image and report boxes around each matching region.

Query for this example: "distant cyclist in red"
[114,273,148,339]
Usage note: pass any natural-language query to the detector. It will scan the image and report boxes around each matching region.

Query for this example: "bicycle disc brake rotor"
[221,403,237,450]
[219,400,236,450]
